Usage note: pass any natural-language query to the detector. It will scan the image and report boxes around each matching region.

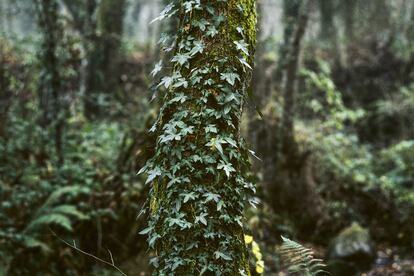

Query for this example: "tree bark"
[142,0,257,274]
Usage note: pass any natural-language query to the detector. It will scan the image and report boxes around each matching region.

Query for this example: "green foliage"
[280,236,328,276]
[301,60,364,130]
[139,0,257,274]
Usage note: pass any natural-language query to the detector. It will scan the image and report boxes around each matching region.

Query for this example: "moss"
[228,0,257,64]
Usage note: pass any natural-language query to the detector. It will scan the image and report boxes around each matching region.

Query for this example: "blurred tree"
[280,1,309,161]
[340,0,356,41]
[141,1,257,274]
[318,0,335,41]
[276,0,301,81]
[262,0,327,230]
[35,0,64,165]
[61,0,126,119]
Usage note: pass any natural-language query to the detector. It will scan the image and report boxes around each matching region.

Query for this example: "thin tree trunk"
[272,0,327,230]
[142,1,257,274]
[342,0,356,41]
[71,0,126,119]
[318,0,335,41]
[276,0,301,81]
[280,0,310,160]
[35,0,64,166]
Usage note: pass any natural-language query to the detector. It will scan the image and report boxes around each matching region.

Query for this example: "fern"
[280,236,329,276]
[19,186,90,252]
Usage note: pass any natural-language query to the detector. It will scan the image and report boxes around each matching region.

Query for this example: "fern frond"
[21,236,51,253]
[42,186,89,207]
[280,236,329,276]
[51,205,89,220]
[19,186,90,252]
[25,213,73,233]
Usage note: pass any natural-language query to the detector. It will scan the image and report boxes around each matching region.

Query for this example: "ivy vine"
[139,0,257,274]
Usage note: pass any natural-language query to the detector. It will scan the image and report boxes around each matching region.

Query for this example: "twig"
[50,229,128,276]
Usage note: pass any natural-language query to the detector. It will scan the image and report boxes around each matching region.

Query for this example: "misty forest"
[1,0,414,275]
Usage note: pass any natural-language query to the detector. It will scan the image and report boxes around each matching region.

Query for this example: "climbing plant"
[139,0,257,274]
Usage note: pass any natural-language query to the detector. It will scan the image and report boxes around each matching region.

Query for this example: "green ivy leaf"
[220,72,240,86]
[151,60,163,77]
[214,251,233,261]
[217,161,235,177]
[172,53,191,65]
[234,40,249,56]
[145,167,162,184]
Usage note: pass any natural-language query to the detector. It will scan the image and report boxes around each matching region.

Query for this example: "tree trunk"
[318,0,335,41]
[84,0,126,119]
[341,0,356,41]
[270,0,327,231]
[275,0,301,81]
[141,1,257,274]
[98,0,125,101]
[35,0,63,165]
[280,0,310,161]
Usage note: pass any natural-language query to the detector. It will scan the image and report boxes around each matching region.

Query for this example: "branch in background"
[50,230,128,276]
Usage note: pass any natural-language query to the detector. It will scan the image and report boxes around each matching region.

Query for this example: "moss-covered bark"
[142,1,257,274]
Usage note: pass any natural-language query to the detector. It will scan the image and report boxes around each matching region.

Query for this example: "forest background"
[1,0,414,275]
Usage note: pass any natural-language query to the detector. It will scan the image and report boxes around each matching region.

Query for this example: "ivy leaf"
[206,137,226,154]
[205,78,215,86]
[173,78,188,88]
[189,40,205,56]
[217,200,225,211]
[238,57,252,70]
[205,124,218,133]
[159,76,173,89]
[220,72,240,86]
[145,167,162,184]
[234,40,249,56]
[137,164,147,175]
[151,60,163,77]
[206,26,218,37]
[217,161,235,177]
[191,75,202,85]
[224,137,237,148]
[204,192,220,203]
[148,233,160,248]
[172,53,191,65]
[214,251,233,261]
[150,3,176,24]
[170,93,187,104]
[195,213,208,225]
[138,226,153,235]
[193,19,209,31]
[249,149,262,161]
[183,192,197,203]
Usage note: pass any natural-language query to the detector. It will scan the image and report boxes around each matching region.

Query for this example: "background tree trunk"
[84,0,126,119]
[36,0,63,165]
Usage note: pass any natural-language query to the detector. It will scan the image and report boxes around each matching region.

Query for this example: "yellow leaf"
[244,234,253,244]
[256,260,265,274]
